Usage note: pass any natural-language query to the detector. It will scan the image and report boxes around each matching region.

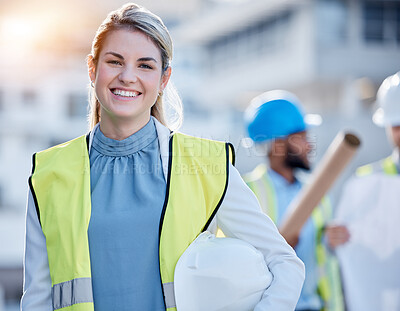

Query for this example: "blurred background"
[0,0,399,309]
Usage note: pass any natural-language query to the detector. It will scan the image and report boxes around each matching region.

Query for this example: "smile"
[111,88,141,98]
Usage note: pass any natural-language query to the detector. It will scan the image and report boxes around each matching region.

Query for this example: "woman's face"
[88,29,170,131]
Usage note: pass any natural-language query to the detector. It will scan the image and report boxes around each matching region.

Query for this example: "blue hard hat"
[245,90,307,143]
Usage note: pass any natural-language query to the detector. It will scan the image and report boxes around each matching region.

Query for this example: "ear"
[87,55,96,83]
[159,66,171,92]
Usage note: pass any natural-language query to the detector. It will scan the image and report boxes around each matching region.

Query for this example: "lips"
[110,88,141,98]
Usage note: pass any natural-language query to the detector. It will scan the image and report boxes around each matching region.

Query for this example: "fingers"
[325,224,350,249]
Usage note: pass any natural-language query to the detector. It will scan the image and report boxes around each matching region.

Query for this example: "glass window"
[363,1,400,44]
[22,90,37,106]
[316,0,349,46]
[207,9,293,72]
[66,93,87,118]
[364,2,384,42]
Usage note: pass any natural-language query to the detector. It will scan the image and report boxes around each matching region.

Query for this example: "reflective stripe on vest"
[29,132,233,311]
[52,278,93,310]
[356,156,398,177]
[245,167,344,311]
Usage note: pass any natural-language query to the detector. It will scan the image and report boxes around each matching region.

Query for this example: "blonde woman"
[21,3,304,311]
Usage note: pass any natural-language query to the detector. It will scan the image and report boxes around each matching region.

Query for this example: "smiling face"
[88,29,171,135]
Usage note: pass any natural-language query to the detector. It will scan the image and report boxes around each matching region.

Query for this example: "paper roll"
[279,132,361,245]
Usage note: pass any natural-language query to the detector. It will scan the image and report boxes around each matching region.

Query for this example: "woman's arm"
[216,163,305,311]
[20,190,52,311]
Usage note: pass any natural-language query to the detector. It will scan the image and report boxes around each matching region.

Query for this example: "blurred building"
[0,1,202,308]
[0,47,89,310]
[0,0,399,308]
[171,0,400,177]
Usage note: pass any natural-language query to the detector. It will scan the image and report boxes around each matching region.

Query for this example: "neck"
[100,114,151,141]
[269,156,295,183]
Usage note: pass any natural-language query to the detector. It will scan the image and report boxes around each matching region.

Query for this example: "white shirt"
[21,117,305,311]
[335,160,400,311]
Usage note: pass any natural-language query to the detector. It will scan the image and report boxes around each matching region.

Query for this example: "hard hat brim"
[373,107,400,127]
[372,108,385,127]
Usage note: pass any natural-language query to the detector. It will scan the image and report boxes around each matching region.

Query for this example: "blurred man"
[335,71,400,311]
[244,90,349,311]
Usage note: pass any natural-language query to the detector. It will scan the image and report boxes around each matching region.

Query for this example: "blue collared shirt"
[88,119,166,311]
[268,169,321,311]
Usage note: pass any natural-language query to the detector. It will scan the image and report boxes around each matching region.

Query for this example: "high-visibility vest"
[29,132,234,311]
[356,156,398,177]
[245,164,344,311]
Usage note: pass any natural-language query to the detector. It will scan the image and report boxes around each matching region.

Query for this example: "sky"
[0,0,206,59]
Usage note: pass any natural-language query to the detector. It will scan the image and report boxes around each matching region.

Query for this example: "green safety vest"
[29,132,234,311]
[245,164,344,311]
[356,156,398,177]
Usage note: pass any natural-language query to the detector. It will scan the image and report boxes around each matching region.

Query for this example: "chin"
[285,155,311,171]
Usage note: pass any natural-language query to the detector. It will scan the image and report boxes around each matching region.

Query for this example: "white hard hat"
[174,231,273,311]
[373,71,400,127]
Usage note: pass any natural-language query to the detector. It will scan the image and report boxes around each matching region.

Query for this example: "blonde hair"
[87,3,182,131]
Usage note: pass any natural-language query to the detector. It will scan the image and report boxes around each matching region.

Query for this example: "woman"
[21,3,304,311]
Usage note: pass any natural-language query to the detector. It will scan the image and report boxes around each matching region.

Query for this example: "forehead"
[289,131,307,138]
[101,29,161,60]
[390,125,400,136]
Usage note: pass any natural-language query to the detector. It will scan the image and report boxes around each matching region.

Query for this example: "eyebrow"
[138,57,158,63]
[104,52,157,63]
[105,52,124,59]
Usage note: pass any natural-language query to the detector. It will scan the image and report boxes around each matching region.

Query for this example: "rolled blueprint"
[279,131,361,244]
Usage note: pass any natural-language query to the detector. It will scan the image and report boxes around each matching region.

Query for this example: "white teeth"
[112,89,139,97]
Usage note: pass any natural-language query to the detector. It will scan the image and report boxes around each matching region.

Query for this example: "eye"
[107,60,122,66]
[139,63,153,69]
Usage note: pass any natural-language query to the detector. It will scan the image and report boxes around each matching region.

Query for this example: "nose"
[118,65,138,84]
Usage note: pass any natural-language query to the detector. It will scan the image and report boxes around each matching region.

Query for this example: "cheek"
[142,74,164,96]
[95,65,113,83]
[295,140,309,155]
[393,131,400,144]
[297,142,310,159]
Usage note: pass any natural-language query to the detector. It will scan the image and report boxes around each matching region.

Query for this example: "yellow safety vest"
[356,156,398,177]
[244,164,344,311]
[29,132,234,311]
